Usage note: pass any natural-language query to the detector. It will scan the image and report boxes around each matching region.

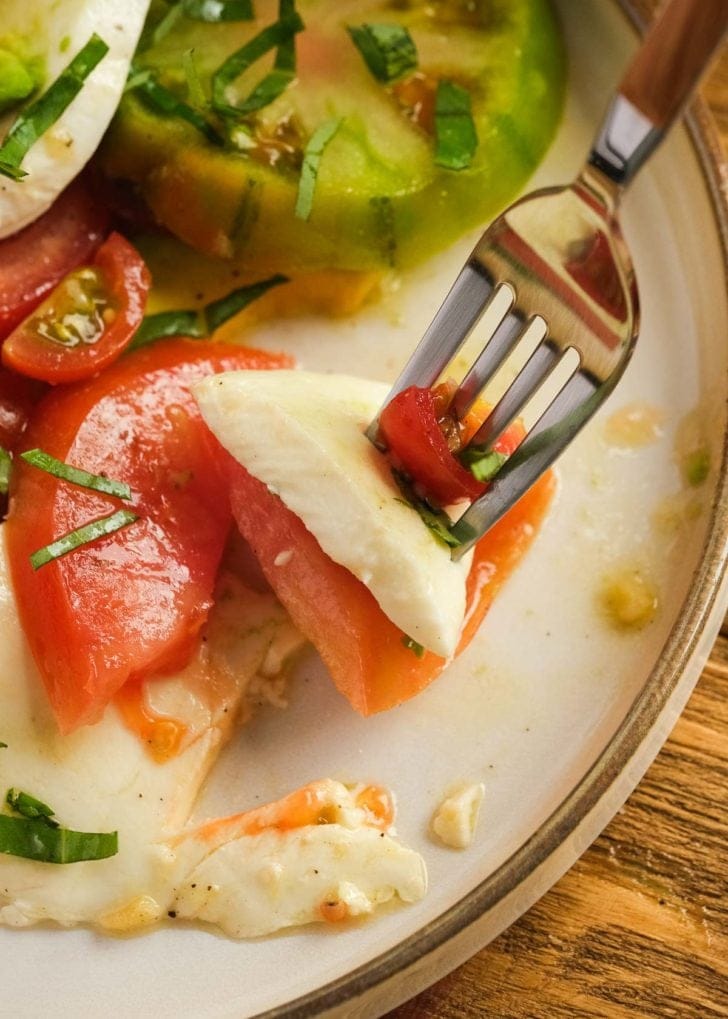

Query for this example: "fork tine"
[451,371,600,557]
[366,264,510,442]
[468,335,557,450]
[450,309,528,420]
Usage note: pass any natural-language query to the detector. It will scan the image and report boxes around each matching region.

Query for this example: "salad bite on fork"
[369,0,728,556]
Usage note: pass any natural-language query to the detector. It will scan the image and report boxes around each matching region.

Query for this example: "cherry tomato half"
[2,232,150,385]
[0,177,109,341]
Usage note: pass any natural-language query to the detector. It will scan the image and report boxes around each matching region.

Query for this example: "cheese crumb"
[431,783,484,850]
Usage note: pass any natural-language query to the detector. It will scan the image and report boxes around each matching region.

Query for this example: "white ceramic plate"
[3,2,727,1016]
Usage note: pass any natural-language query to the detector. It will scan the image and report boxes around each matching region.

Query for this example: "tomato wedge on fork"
[378,383,522,507]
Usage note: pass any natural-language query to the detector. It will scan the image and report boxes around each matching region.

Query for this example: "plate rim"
[252,3,728,1016]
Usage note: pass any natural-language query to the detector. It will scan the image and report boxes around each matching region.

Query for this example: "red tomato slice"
[2,233,150,385]
[378,385,522,507]
[226,457,555,715]
[5,339,292,733]
[0,178,109,341]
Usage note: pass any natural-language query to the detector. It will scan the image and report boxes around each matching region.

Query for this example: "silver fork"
[368,0,728,558]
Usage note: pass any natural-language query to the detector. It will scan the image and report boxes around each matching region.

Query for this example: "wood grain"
[386,45,728,1019]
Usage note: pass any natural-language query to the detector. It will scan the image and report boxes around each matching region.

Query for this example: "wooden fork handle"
[621,0,728,129]
[587,0,728,190]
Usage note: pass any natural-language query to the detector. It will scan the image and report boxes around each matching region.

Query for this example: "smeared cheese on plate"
[0,0,151,238]
[193,370,473,657]
[0,533,426,934]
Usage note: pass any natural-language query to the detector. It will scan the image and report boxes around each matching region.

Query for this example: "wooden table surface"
[387,51,728,1019]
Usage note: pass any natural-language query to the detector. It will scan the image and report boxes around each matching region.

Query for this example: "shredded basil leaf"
[131,310,206,350]
[229,0,301,116]
[134,76,224,145]
[150,2,185,46]
[0,742,7,749]
[0,34,109,182]
[434,80,478,170]
[204,274,288,331]
[183,0,254,21]
[20,448,132,501]
[391,469,462,549]
[0,815,118,864]
[402,635,425,658]
[347,24,417,83]
[132,275,288,348]
[460,447,507,483]
[0,446,11,496]
[295,117,342,220]
[275,0,297,72]
[211,12,304,118]
[124,66,154,94]
[30,508,139,571]
[6,788,57,825]
[233,67,296,117]
[182,49,206,109]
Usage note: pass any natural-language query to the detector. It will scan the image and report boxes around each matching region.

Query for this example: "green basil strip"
[230,0,301,117]
[0,159,26,181]
[0,446,11,496]
[211,13,304,117]
[135,76,224,146]
[275,0,298,72]
[131,310,206,350]
[204,273,288,332]
[347,24,417,83]
[183,0,254,21]
[402,636,425,658]
[151,2,185,46]
[183,49,206,109]
[434,80,478,170]
[295,117,342,221]
[232,67,295,117]
[391,470,462,549]
[6,788,57,825]
[0,815,118,864]
[133,276,288,349]
[460,448,507,483]
[20,448,132,501]
[30,508,139,571]
[0,742,7,750]
[0,35,109,182]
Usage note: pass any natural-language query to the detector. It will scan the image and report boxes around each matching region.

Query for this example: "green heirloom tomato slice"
[101,0,565,273]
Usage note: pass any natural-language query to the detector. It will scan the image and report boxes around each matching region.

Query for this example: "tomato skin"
[0,178,109,341]
[0,367,46,451]
[378,385,524,507]
[226,456,555,715]
[5,339,292,733]
[2,233,150,385]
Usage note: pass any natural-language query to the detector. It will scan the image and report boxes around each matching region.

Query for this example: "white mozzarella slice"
[168,780,427,938]
[194,370,473,657]
[0,0,151,238]
[0,534,426,935]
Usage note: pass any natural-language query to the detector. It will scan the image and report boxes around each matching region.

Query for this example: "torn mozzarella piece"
[0,0,151,238]
[194,370,473,657]
[168,780,427,938]
[0,537,425,936]
[431,783,485,850]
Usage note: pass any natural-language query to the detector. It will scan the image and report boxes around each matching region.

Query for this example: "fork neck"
[584,0,728,197]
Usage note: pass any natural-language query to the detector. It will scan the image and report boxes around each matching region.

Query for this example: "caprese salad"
[0,0,563,937]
